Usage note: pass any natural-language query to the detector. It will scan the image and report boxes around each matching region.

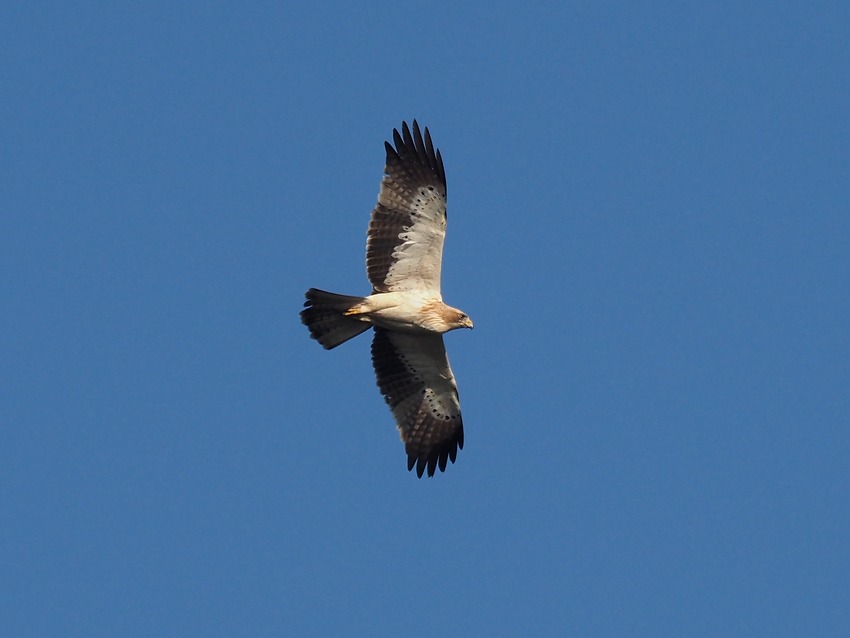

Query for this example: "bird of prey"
[301,121,473,477]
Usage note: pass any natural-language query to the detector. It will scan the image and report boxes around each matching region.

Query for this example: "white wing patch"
[384,186,446,293]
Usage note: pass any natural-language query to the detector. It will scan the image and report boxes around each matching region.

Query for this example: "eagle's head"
[444,307,474,331]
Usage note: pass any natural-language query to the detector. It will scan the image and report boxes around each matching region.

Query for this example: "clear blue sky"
[3,2,849,636]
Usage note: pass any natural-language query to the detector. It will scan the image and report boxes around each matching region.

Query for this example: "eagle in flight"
[301,121,473,477]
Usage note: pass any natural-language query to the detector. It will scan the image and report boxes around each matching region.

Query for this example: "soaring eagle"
[301,121,472,477]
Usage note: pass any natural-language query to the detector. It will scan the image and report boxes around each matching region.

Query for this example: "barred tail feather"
[301,288,371,349]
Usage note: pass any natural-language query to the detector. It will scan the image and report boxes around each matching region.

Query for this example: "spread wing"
[371,328,464,477]
[366,120,447,295]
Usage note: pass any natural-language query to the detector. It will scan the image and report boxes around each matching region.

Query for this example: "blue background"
[3,2,849,636]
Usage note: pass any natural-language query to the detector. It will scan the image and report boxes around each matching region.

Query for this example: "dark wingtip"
[392,127,404,154]
[384,140,397,160]
[408,443,461,479]
[386,120,445,190]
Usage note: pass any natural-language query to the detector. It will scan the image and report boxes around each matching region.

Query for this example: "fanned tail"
[300,288,371,349]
